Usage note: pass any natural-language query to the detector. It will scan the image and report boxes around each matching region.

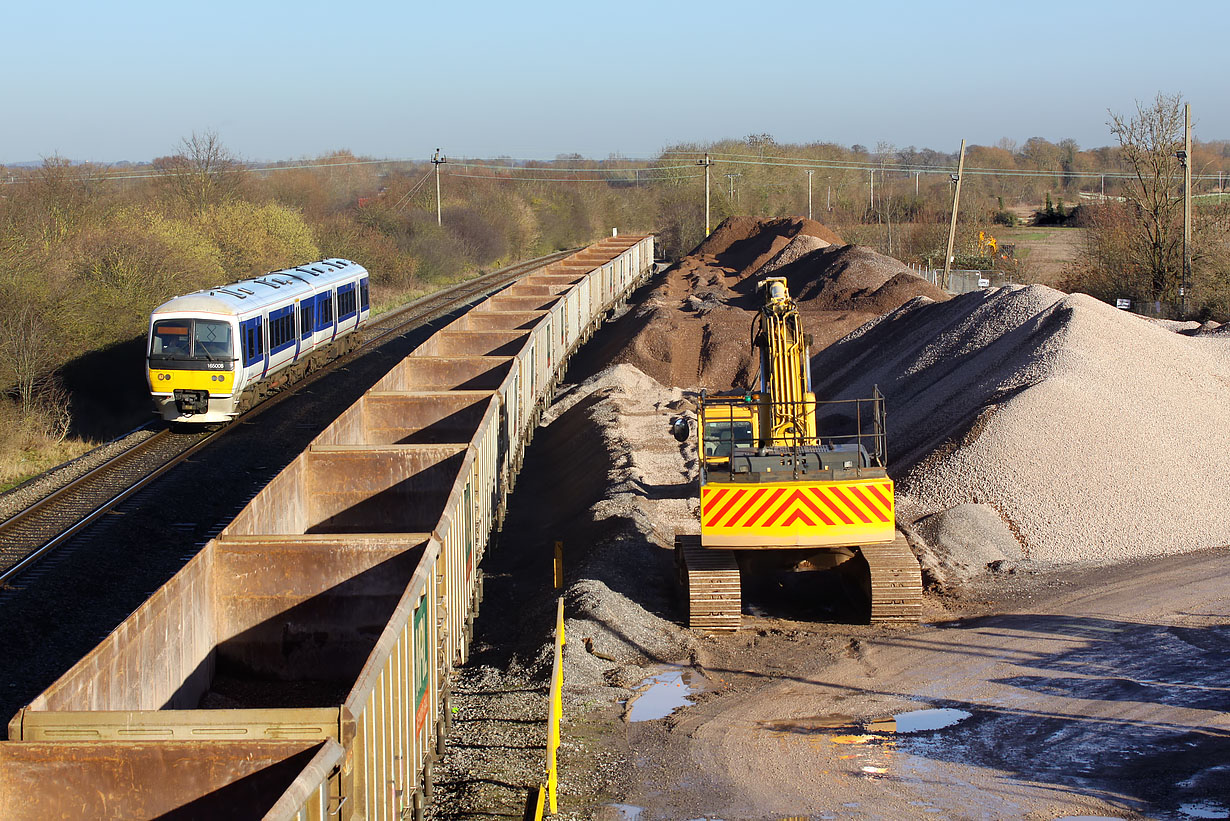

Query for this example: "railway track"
[0,250,575,587]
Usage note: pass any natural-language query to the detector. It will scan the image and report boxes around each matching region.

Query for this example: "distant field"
[993,225,1083,287]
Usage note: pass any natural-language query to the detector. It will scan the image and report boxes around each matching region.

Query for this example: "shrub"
[194,201,320,279]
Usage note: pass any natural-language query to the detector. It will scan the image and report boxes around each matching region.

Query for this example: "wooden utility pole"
[1182,103,1192,316]
[805,170,814,220]
[725,172,740,202]
[432,148,448,226]
[943,139,967,292]
[698,154,714,236]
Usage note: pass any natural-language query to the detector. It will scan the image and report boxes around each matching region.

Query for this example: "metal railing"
[911,265,1020,295]
[697,390,888,483]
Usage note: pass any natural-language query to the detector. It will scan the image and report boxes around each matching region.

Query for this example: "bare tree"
[152,130,246,213]
[1109,93,1186,302]
[0,289,60,416]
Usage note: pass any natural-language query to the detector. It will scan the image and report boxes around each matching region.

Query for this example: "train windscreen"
[151,319,234,361]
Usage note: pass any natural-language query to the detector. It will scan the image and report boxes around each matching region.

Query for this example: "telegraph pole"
[698,154,714,236]
[869,169,874,213]
[943,139,967,292]
[805,170,814,220]
[1181,103,1192,316]
[724,172,740,202]
[432,148,448,226]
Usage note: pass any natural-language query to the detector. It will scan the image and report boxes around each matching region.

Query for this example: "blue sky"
[4,0,1224,164]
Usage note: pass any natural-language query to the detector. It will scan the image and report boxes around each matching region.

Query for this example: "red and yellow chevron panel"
[700,478,895,548]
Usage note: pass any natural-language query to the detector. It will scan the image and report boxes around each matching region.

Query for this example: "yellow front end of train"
[147,316,239,423]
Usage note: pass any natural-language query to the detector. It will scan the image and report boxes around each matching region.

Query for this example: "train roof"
[150,258,366,317]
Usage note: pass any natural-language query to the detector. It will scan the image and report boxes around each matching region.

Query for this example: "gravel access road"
[601,547,1229,821]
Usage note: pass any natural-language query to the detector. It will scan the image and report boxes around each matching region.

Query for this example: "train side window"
[337,284,356,320]
[300,302,314,339]
[360,279,369,310]
[319,292,334,327]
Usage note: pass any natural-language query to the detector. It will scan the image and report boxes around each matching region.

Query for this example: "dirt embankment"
[572,216,948,392]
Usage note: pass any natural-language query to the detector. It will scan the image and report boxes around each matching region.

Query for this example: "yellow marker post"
[553,541,564,589]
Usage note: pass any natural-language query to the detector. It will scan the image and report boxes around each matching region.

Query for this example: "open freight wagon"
[3,235,655,820]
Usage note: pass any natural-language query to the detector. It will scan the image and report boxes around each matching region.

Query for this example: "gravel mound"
[756,234,832,277]
[571,218,945,392]
[788,245,950,312]
[691,216,843,274]
[914,503,1025,586]
[812,284,1230,566]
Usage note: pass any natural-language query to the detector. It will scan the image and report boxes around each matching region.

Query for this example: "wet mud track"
[610,548,1230,820]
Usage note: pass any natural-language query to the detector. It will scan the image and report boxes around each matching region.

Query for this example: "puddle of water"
[607,804,644,820]
[868,707,972,735]
[627,668,698,722]
[1180,803,1230,820]
[764,707,972,738]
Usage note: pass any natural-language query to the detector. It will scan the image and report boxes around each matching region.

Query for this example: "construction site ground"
[428,218,1229,821]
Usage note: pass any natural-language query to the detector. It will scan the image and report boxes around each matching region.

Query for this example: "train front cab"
[148,314,240,424]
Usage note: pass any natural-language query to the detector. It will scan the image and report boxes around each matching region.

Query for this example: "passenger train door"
[261,314,270,377]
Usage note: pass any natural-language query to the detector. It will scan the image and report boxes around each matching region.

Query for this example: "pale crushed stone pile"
[812,284,1230,566]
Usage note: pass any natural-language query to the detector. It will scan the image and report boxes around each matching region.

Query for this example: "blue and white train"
[147,259,370,424]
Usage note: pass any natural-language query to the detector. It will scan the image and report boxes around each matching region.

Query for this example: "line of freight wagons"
[1,234,656,820]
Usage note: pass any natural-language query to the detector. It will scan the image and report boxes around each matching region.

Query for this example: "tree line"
[0,97,1226,483]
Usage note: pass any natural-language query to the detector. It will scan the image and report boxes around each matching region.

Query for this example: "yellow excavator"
[671,277,922,630]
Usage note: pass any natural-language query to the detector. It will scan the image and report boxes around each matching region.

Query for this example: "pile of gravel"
[578,218,947,392]
[757,234,832,276]
[813,284,1230,567]
[550,364,698,699]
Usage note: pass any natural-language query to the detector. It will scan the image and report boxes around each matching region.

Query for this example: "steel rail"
[0,250,575,587]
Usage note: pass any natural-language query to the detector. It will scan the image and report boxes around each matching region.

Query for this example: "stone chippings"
[813,284,1230,566]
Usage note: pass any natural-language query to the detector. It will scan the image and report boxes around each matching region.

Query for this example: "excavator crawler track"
[859,534,923,624]
[675,535,741,632]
